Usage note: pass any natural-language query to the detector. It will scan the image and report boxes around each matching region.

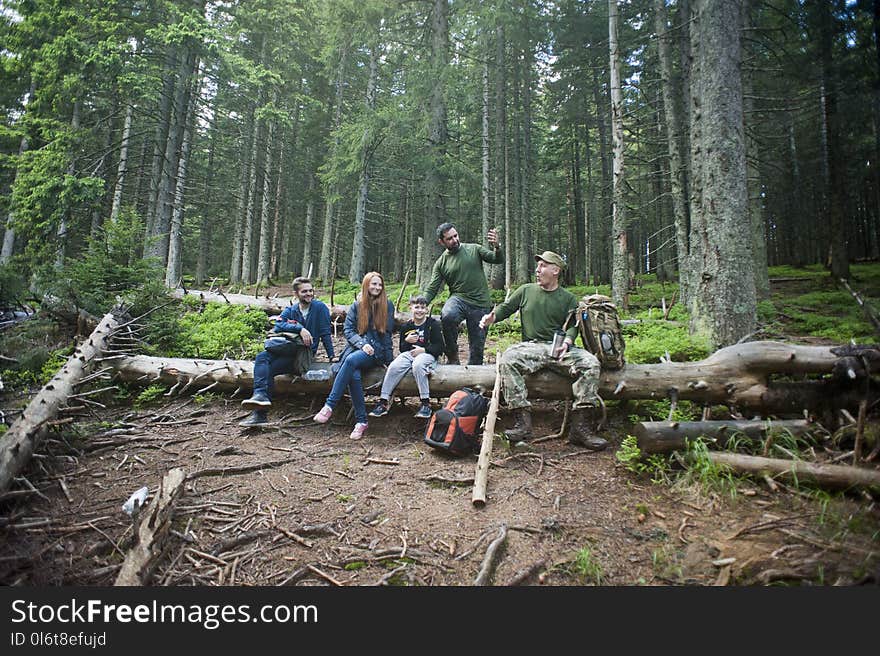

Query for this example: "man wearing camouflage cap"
[479,250,608,450]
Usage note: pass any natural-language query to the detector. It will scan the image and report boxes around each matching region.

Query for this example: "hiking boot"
[369,400,389,418]
[414,403,432,419]
[313,405,333,424]
[349,422,368,440]
[568,409,609,451]
[242,390,271,408]
[239,410,269,427]
[505,410,533,442]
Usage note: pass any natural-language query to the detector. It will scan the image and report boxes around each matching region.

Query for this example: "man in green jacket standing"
[422,222,504,365]
[479,250,608,450]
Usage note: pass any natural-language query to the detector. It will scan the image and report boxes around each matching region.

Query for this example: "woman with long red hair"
[314,271,395,439]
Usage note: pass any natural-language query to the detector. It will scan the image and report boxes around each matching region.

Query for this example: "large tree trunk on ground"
[0,311,122,494]
[108,341,877,417]
[115,467,186,586]
[170,287,294,313]
[169,287,416,326]
[635,419,817,454]
[704,452,880,493]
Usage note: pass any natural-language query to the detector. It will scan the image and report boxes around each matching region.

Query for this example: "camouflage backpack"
[564,294,626,370]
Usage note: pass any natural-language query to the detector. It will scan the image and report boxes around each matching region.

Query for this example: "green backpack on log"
[564,294,626,370]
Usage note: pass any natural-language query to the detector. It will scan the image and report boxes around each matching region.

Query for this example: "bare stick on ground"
[473,523,508,585]
[115,467,187,586]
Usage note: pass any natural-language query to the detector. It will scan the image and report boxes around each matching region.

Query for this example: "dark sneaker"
[414,404,432,419]
[242,391,271,408]
[239,410,269,427]
[369,401,389,418]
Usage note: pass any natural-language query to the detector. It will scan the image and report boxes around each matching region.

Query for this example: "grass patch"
[674,439,742,501]
[615,435,670,483]
[571,547,604,584]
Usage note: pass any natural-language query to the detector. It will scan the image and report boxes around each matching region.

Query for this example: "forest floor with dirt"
[1,283,879,587]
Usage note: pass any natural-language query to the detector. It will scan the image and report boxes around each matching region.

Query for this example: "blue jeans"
[324,349,381,424]
[441,296,490,365]
[253,345,305,400]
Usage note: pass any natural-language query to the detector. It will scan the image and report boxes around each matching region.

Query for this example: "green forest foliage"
[1,0,877,298]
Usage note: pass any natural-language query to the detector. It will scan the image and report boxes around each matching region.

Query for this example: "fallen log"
[108,341,878,415]
[170,287,292,313]
[635,419,820,454]
[704,452,880,493]
[473,357,502,507]
[115,467,187,586]
[170,287,424,327]
[0,310,122,495]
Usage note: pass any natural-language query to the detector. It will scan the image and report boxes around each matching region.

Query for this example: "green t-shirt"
[493,283,579,342]
[422,242,504,308]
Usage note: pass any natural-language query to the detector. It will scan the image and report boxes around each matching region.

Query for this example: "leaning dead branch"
[473,356,502,507]
[838,278,880,338]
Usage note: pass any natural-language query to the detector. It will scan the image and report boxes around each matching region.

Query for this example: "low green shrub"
[134,384,167,408]
[143,301,268,360]
[623,321,711,364]
[615,435,670,482]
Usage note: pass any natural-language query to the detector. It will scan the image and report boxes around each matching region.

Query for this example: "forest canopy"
[1,0,877,348]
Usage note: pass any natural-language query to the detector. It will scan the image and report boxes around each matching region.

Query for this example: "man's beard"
[447,243,461,253]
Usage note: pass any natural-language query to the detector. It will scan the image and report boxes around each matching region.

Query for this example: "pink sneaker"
[349,422,368,440]
[313,405,333,424]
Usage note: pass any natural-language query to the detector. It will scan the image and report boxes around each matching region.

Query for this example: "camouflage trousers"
[499,341,601,410]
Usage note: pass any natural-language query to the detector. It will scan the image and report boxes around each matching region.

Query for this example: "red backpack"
[424,388,489,456]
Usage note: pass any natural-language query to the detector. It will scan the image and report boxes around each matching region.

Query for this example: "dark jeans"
[253,345,307,400]
[325,349,381,424]
[441,296,490,365]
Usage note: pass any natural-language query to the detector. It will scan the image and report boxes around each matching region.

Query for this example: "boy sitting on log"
[370,295,445,419]
[479,251,608,450]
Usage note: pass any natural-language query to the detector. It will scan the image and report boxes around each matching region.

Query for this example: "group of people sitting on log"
[239,221,608,451]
